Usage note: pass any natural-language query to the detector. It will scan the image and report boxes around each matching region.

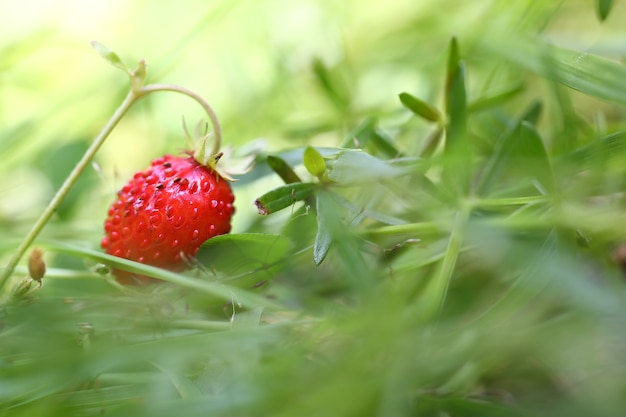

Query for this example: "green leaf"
[303,146,327,178]
[196,234,292,288]
[44,241,281,310]
[342,117,376,148]
[477,120,554,196]
[596,0,613,21]
[313,191,374,290]
[419,127,444,157]
[494,38,626,106]
[342,118,401,158]
[444,39,469,194]
[417,396,530,417]
[267,155,302,184]
[254,182,316,215]
[368,128,402,158]
[445,62,468,150]
[231,306,264,329]
[399,92,441,122]
[326,149,419,184]
[444,36,467,150]
[467,83,525,113]
[445,37,461,99]
[518,121,555,193]
[314,192,333,266]
[477,101,542,194]
[520,100,543,126]
[90,41,130,73]
[312,57,349,109]
[558,131,626,167]
[152,363,204,399]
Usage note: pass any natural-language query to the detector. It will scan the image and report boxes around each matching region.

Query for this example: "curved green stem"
[0,76,223,291]
[138,84,222,157]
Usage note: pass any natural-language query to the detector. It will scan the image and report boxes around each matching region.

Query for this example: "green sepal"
[303,146,327,179]
[254,182,316,215]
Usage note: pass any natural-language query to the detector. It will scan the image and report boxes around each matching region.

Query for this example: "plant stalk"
[419,204,469,321]
[139,84,222,156]
[0,90,140,290]
[0,78,223,291]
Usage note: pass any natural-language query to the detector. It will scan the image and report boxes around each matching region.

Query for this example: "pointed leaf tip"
[446,37,461,81]
[399,92,441,122]
[313,191,335,265]
[91,41,130,73]
[596,0,613,21]
[267,155,302,184]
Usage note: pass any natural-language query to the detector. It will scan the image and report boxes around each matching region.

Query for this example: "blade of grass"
[476,102,545,195]
[467,83,525,113]
[518,121,556,193]
[43,242,283,310]
[494,38,626,106]
[443,37,469,195]
[312,57,350,110]
[557,131,626,167]
[417,206,468,321]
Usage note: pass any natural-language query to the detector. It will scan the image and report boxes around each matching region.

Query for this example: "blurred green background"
[2,0,624,234]
[3,1,626,416]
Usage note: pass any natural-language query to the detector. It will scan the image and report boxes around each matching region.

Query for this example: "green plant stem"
[363,222,443,238]
[471,195,547,207]
[419,204,469,321]
[140,84,222,156]
[0,80,223,292]
[0,90,139,291]
[173,319,232,331]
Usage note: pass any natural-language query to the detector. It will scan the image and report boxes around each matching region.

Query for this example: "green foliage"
[399,92,442,123]
[266,155,302,184]
[90,41,130,74]
[2,1,626,416]
[302,146,327,179]
[596,0,614,21]
[495,38,626,106]
[254,182,315,215]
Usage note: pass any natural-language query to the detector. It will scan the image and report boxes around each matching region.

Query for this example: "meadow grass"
[1,1,626,415]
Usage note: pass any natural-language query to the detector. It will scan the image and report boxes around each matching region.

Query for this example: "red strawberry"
[101,153,235,284]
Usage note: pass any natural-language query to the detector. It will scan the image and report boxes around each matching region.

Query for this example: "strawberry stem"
[0,59,223,291]
[138,84,222,158]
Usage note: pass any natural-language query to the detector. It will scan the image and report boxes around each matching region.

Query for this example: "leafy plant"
[1,2,626,416]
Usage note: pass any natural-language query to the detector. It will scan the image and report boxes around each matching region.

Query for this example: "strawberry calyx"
[185,120,256,182]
